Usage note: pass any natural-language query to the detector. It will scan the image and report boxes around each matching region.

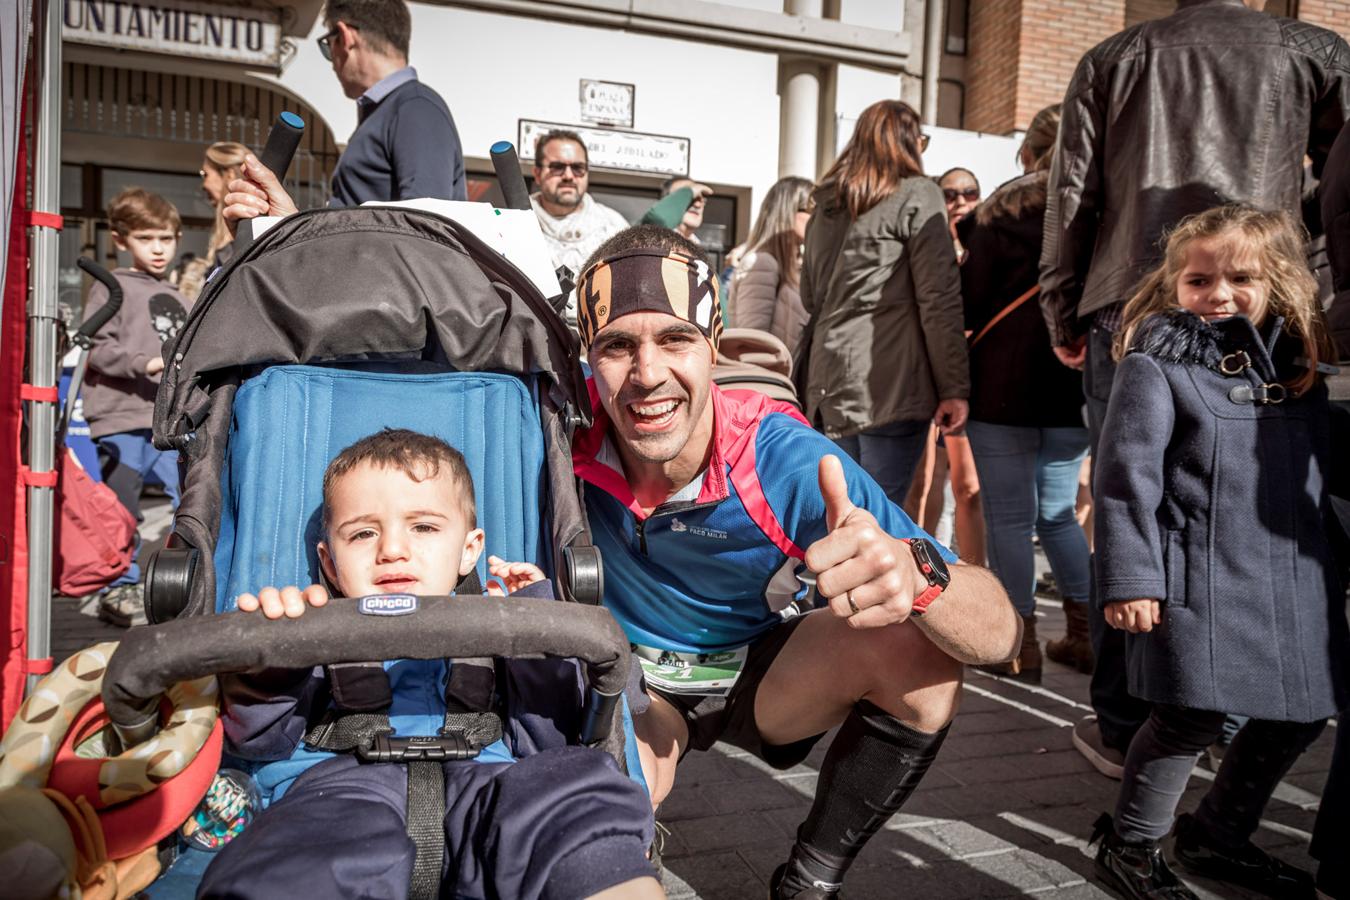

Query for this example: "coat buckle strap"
[1227,382,1286,405]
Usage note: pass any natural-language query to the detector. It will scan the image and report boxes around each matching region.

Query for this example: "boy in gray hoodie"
[83,187,192,626]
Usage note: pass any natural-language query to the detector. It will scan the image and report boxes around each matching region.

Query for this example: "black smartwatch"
[903,538,951,617]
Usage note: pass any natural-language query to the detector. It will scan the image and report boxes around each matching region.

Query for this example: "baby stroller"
[0,204,648,898]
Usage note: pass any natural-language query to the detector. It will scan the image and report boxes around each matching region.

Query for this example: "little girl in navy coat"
[1088,205,1349,900]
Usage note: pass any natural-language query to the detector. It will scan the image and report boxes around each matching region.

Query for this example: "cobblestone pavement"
[49,504,1335,900]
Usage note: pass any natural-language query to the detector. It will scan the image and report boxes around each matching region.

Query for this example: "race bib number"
[633,644,749,698]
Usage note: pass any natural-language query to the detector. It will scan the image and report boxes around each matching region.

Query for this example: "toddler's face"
[318,461,482,598]
[1176,235,1269,327]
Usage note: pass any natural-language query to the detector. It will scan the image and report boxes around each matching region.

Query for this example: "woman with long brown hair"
[728,175,815,354]
[799,99,969,506]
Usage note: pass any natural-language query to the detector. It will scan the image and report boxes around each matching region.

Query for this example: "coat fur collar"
[1130,308,1285,377]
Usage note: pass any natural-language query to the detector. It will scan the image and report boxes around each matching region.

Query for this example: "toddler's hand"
[145,357,165,376]
[1105,598,1161,633]
[237,584,329,619]
[485,556,546,596]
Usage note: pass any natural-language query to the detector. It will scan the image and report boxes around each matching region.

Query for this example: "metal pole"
[25,0,62,695]
[921,0,944,125]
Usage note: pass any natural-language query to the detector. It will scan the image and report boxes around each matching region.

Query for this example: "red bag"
[53,449,136,596]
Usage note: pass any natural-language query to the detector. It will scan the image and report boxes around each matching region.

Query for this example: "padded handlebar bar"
[75,257,123,339]
[104,595,631,751]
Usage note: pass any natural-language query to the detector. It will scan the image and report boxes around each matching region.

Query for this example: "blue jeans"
[96,429,180,586]
[833,419,930,510]
[965,421,1090,617]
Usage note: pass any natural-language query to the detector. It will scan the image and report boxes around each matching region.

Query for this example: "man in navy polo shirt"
[318,0,465,205]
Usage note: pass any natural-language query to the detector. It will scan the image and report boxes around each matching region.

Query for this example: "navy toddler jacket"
[1094,310,1349,722]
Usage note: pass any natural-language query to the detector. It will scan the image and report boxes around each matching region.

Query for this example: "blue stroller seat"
[216,366,545,611]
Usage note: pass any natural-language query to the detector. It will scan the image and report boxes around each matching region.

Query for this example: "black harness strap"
[406,761,446,900]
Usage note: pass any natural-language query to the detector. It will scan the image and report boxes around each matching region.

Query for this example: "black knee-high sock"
[778,701,949,895]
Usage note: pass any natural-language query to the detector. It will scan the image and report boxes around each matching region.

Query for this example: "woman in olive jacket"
[800,100,970,505]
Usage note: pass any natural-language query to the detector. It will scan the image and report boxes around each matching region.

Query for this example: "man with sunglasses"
[318,0,465,206]
[530,130,630,317]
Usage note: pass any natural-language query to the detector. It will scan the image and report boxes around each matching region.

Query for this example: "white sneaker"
[1072,714,1125,780]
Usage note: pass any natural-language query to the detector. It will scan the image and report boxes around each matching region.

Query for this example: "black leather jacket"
[1039,0,1350,346]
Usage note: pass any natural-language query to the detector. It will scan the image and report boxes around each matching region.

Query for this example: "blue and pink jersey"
[573,385,955,653]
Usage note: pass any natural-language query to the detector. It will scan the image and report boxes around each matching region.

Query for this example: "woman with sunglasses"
[938,168,982,263]
[727,176,815,355]
[799,99,970,510]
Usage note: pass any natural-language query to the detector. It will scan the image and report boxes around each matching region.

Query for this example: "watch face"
[913,539,951,588]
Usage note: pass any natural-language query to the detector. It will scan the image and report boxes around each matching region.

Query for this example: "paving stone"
[940,726,1071,761]
[662,850,764,899]
[891,818,1020,861]
[697,775,804,815]
[919,782,1045,817]
[949,710,1055,736]
[667,811,784,854]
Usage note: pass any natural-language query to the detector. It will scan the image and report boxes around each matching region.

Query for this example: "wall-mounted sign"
[520,120,689,178]
[63,0,283,68]
[580,79,635,128]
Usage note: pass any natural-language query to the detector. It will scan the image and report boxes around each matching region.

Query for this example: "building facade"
[52,0,1350,313]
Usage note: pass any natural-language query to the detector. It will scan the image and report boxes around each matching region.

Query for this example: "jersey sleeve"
[755,414,957,563]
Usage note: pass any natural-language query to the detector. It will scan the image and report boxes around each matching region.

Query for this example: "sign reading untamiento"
[63,0,282,68]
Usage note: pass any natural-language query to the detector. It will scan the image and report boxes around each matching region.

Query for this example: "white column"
[780,0,824,178]
[780,60,821,178]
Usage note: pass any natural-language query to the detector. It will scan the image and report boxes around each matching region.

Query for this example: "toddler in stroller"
[128,203,660,898]
[201,428,657,899]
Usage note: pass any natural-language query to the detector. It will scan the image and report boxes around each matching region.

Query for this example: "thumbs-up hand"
[804,455,926,628]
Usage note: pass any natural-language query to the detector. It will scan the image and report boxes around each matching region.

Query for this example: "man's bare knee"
[859,624,963,733]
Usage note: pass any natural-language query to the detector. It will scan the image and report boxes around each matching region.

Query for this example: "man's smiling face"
[588,312,715,487]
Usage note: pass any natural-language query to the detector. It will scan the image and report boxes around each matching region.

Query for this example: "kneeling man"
[572,225,1020,898]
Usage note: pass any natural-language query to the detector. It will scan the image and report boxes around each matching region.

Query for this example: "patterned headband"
[575,248,723,353]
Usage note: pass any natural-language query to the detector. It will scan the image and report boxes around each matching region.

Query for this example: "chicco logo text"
[358,594,419,616]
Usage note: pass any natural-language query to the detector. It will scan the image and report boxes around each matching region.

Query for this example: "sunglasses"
[920,133,932,152]
[317,25,355,61]
[544,161,588,177]
[943,187,981,203]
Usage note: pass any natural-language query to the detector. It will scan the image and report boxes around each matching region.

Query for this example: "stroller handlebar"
[75,257,123,341]
[104,594,631,748]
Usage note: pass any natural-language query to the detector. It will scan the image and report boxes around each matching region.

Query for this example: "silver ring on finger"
[846,591,861,616]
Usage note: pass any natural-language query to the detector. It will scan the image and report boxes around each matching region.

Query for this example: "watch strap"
[910,583,943,617]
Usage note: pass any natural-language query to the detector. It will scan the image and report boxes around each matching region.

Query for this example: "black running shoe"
[1091,813,1198,900]
[769,863,840,899]
[1173,813,1314,899]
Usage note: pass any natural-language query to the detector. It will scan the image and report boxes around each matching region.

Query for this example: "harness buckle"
[358,731,476,763]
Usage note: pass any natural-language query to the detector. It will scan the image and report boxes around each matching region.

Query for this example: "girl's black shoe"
[1172,813,1314,899]
[1090,813,1198,900]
